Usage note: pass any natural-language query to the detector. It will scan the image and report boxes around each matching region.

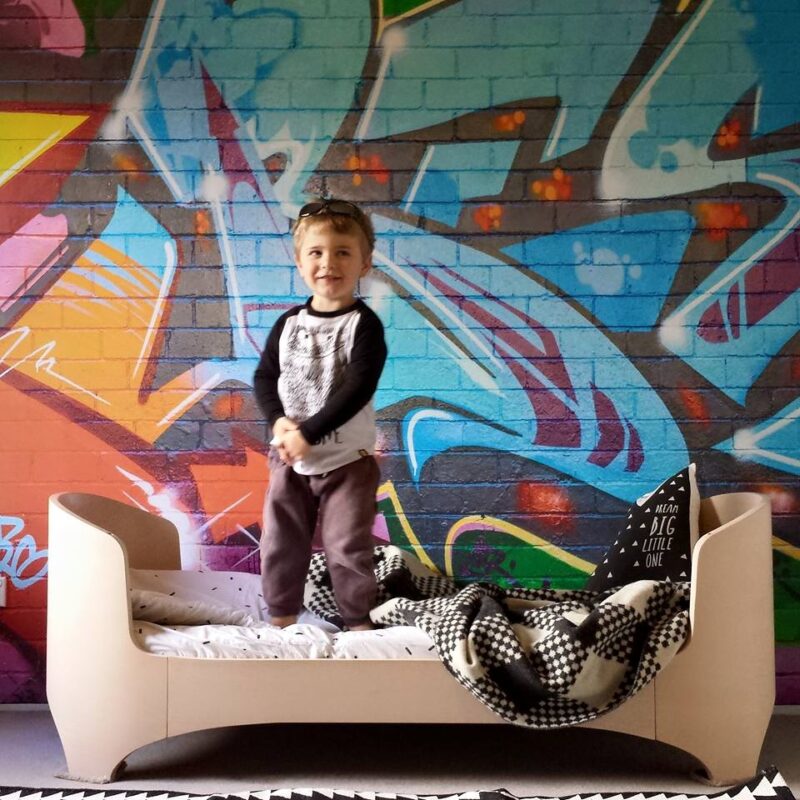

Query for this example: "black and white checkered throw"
[305,545,690,728]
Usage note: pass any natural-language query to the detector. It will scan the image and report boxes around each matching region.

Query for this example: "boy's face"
[294,220,372,312]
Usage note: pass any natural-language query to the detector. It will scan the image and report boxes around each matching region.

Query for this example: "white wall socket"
[0,576,6,607]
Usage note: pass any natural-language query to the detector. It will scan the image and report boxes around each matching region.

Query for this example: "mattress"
[129,567,437,660]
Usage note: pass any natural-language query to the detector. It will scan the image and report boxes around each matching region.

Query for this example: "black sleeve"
[298,306,387,445]
[253,313,290,427]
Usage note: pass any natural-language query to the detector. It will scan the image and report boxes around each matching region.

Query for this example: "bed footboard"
[654,492,775,785]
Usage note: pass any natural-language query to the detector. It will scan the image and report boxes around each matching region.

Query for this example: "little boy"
[254,198,387,631]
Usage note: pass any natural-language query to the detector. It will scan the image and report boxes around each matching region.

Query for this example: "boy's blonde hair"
[292,198,375,256]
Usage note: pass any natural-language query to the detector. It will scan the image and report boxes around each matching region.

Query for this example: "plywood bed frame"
[46,490,775,785]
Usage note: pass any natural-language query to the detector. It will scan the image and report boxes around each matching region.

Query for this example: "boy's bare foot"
[347,622,374,632]
[270,615,298,628]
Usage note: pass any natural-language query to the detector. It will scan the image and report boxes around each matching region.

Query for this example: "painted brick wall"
[1,0,799,704]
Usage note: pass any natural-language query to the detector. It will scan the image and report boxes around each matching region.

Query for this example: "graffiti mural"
[1,0,799,703]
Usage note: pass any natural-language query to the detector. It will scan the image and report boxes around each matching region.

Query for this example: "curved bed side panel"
[654,492,775,785]
[166,653,649,737]
[167,657,500,736]
[47,493,169,782]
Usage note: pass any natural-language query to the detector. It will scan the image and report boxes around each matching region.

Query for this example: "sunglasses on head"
[298,199,361,219]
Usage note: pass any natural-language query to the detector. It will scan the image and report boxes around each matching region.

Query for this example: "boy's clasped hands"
[271,416,310,465]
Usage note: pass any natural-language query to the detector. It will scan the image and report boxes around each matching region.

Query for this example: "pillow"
[585,464,700,591]
[130,588,258,626]
[130,568,269,621]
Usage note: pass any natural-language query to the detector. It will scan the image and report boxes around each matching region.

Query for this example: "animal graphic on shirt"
[280,322,347,420]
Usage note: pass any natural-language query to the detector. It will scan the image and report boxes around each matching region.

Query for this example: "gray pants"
[260,452,380,627]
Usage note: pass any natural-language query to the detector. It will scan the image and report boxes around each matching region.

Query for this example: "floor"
[0,705,798,795]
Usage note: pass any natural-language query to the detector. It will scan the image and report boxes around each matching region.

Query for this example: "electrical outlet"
[0,576,6,607]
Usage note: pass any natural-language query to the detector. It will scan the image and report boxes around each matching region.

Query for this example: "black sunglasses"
[298,199,362,219]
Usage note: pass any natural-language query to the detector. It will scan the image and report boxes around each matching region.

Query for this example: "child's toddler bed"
[46,490,774,785]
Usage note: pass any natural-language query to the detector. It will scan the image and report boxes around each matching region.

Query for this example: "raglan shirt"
[254,298,387,476]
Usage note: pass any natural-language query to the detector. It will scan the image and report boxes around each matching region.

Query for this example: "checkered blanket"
[305,545,690,728]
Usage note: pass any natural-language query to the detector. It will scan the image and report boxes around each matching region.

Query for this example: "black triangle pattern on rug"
[0,768,792,800]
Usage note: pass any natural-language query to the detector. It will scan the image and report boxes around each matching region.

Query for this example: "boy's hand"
[279,428,310,464]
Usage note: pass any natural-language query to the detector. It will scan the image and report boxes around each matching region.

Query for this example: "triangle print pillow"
[585,464,700,592]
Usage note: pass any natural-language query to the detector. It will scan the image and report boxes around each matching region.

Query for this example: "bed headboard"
[52,492,182,571]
